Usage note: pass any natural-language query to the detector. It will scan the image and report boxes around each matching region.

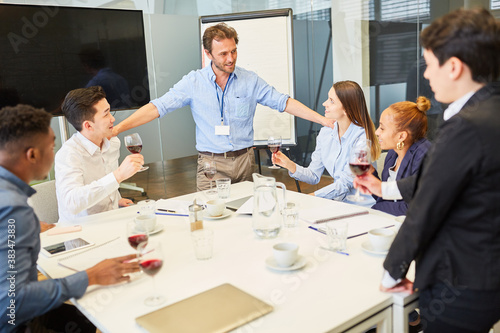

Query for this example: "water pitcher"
[252,173,286,238]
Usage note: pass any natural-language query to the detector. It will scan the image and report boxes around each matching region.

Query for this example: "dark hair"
[203,23,239,54]
[62,86,106,132]
[389,96,430,145]
[420,8,500,83]
[0,104,52,151]
[333,81,381,160]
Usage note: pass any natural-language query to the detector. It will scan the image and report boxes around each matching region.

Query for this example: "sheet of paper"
[155,199,191,215]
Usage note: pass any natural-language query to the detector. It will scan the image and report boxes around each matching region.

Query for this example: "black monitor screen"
[0,4,150,114]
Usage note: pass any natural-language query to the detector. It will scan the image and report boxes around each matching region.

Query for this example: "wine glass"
[126,220,149,252]
[138,240,165,306]
[203,160,217,190]
[267,136,282,169]
[124,133,149,172]
[346,138,372,202]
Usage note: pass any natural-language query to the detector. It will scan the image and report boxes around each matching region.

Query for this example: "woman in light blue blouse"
[273,81,380,203]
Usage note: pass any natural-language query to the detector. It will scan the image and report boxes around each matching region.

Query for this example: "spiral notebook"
[135,283,273,333]
[57,236,131,271]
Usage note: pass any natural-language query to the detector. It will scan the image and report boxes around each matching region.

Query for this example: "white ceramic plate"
[265,255,307,272]
[203,209,232,220]
[134,223,164,235]
[361,240,388,256]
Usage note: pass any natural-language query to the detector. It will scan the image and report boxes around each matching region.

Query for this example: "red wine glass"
[124,133,149,172]
[138,240,165,306]
[203,160,217,190]
[347,138,372,202]
[127,220,149,252]
[267,136,282,169]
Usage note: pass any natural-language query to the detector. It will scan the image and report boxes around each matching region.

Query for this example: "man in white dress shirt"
[55,86,144,222]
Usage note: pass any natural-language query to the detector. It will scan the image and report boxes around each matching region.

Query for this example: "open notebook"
[135,283,273,333]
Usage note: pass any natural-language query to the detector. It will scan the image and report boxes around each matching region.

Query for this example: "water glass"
[191,229,214,260]
[325,221,348,251]
[282,202,298,228]
[216,178,231,199]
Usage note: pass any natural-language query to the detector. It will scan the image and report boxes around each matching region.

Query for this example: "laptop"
[225,196,253,211]
[135,283,273,333]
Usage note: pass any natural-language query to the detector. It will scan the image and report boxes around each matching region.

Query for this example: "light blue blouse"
[290,122,375,206]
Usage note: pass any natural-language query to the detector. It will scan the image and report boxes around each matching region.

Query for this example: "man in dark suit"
[355,8,500,332]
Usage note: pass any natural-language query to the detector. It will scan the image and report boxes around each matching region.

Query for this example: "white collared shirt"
[55,132,121,223]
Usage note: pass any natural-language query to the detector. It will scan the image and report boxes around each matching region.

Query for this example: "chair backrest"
[28,180,58,224]
[376,152,388,176]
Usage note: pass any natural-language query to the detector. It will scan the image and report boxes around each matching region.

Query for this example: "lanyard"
[215,73,232,125]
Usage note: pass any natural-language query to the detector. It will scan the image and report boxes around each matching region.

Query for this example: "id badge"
[215,125,230,136]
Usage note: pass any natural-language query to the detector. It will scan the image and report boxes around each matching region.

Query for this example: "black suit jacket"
[384,83,500,291]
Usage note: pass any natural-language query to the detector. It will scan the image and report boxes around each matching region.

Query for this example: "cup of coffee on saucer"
[136,199,157,232]
[368,228,395,252]
[272,243,298,267]
[205,199,225,217]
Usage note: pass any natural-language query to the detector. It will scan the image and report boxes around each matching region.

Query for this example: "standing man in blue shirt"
[113,23,335,190]
[0,105,140,332]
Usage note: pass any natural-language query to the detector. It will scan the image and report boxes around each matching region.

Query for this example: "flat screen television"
[0,4,150,114]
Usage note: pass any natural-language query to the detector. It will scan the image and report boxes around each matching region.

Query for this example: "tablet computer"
[41,238,94,257]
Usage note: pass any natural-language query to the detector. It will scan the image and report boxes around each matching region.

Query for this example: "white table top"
[38,182,415,333]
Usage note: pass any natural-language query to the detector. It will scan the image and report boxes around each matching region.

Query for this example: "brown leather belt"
[199,147,251,158]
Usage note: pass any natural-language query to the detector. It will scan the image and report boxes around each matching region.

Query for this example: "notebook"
[135,283,273,333]
[226,196,253,211]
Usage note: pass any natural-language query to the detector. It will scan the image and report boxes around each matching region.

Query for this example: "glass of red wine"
[127,220,149,253]
[267,136,282,169]
[124,133,149,172]
[138,240,165,306]
[346,138,372,202]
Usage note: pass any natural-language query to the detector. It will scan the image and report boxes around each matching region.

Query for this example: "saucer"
[203,209,232,220]
[361,240,388,256]
[265,255,307,272]
[134,223,164,235]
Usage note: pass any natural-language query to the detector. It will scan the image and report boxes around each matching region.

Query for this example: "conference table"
[37,182,417,333]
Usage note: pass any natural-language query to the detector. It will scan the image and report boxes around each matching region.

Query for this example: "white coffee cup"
[272,243,298,267]
[135,214,157,233]
[368,228,395,252]
[206,199,225,217]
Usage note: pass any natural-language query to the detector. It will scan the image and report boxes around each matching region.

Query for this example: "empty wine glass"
[346,138,372,202]
[124,133,148,172]
[203,160,217,190]
[267,136,282,169]
[138,240,165,306]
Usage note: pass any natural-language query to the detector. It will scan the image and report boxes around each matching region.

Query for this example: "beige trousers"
[196,149,256,191]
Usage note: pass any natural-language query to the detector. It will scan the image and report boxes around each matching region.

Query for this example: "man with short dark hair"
[357,8,500,332]
[0,105,139,332]
[113,23,335,191]
[56,86,143,222]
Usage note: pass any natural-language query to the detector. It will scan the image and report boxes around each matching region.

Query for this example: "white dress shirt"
[55,132,121,223]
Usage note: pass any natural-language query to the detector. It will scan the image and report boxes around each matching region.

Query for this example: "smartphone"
[41,238,94,257]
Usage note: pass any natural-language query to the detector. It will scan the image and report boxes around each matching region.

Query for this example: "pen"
[137,211,189,217]
[158,209,176,213]
[308,226,326,235]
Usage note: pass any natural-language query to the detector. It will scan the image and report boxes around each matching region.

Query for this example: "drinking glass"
[124,133,148,171]
[203,160,217,190]
[267,136,282,169]
[126,220,149,252]
[138,240,165,306]
[346,138,372,202]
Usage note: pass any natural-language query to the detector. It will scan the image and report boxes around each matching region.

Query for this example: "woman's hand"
[272,151,296,173]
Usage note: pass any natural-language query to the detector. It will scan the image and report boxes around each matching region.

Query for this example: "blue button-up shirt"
[151,63,290,153]
[290,123,375,206]
[0,167,88,330]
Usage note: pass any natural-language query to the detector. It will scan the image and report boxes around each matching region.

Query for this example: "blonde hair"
[388,96,430,144]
